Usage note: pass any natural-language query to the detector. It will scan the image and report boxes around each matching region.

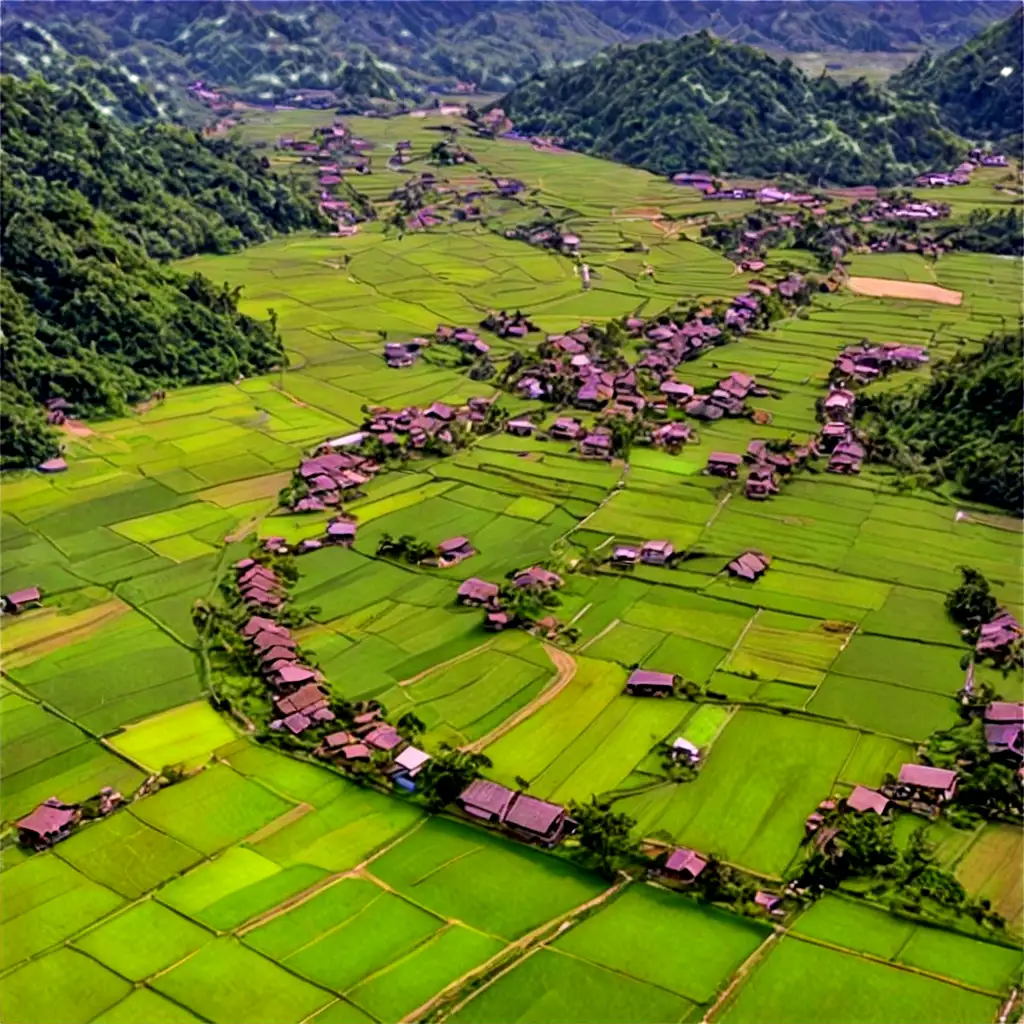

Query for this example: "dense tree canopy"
[859,332,1024,515]
[893,9,1023,148]
[497,32,964,186]
[0,72,327,467]
[3,2,1013,103]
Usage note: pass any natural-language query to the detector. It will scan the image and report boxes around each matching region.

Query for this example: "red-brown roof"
[846,786,889,815]
[898,764,957,790]
[504,794,564,834]
[665,847,707,877]
[17,799,77,836]
[459,779,515,817]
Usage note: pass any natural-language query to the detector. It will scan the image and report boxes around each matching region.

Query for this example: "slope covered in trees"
[496,32,963,185]
[859,333,1024,515]
[892,9,1023,147]
[0,73,326,468]
[1,1,1014,103]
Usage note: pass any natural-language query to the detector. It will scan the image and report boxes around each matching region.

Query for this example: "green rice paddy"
[1,109,1021,1023]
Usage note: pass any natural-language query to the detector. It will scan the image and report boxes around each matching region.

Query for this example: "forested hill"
[496,32,963,186]
[859,333,1024,516]
[0,73,326,469]
[892,9,1023,148]
[2,1,1014,103]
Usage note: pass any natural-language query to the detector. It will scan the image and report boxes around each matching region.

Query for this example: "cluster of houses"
[16,787,123,850]
[503,222,581,256]
[915,150,1008,188]
[867,196,951,222]
[456,565,564,634]
[727,550,771,581]
[481,310,537,339]
[384,336,431,368]
[609,541,676,570]
[365,396,496,449]
[288,446,379,512]
[436,324,491,358]
[980,701,1024,764]
[235,558,288,611]
[316,707,431,791]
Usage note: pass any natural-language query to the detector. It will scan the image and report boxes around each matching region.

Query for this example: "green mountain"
[860,332,1024,515]
[1,1,1015,105]
[892,9,1023,146]
[496,32,964,186]
[0,72,326,468]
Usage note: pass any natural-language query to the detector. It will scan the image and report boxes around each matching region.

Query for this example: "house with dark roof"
[437,537,475,567]
[514,567,563,590]
[661,847,707,883]
[625,669,676,697]
[728,551,770,581]
[549,417,585,441]
[458,779,516,822]
[641,540,674,566]
[17,798,81,850]
[457,578,500,606]
[580,433,613,459]
[706,452,742,478]
[504,793,568,845]
[2,587,42,614]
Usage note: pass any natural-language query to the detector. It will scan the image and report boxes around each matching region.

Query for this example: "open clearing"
[846,277,963,304]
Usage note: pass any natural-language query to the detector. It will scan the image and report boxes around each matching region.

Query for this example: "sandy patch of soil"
[847,277,962,305]
[60,419,95,438]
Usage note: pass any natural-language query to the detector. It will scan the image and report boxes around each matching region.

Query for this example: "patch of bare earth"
[60,419,95,438]
[847,277,962,305]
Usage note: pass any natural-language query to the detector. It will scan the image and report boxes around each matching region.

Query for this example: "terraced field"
[1,110,1021,1023]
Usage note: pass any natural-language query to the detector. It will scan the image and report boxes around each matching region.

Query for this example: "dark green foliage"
[0,72,325,467]
[567,797,639,879]
[497,32,965,186]
[925,722,1024,821]
[859,332,1024,514]
[2,2,1014,103]
[938,208,1023,257]
[0,380,61,470]
[892,10,1023,147]
[416,744,492,811]
[946,567,999,630]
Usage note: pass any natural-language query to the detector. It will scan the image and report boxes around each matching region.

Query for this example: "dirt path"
[408,876,631,1024]
[847,277,962,305]
[703,931,779,1022]
[398,639,494,688]
[461,644,577,754]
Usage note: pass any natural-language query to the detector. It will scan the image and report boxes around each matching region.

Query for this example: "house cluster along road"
[1,90,1022,1024]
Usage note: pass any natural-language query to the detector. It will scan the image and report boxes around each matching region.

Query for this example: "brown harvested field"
[847,277,963,305]
[955,824,1023,930]
[1,599,132,669]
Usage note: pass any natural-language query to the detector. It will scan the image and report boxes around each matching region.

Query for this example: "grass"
[449,947,696,1024]
[720,938,1001,1024]
[73,900,214,981]
[617,711,858,877]
[107,701,238,772]
[554,884,768,1004]
[368,817,608,940]
[151,938,334,1024]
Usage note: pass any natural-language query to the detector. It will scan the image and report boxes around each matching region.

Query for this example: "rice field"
[1,109,1021,1024]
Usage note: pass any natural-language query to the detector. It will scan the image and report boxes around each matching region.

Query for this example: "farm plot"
[448,947,697,1024]
[616,711,858,877]
[718,937,1001,1024]
[107,701,237,772]
[555,884,769,1005]
[368,816,608,940]
[954,824,1024,931]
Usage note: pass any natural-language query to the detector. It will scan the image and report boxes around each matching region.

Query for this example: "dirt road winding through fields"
[461,644,577,754]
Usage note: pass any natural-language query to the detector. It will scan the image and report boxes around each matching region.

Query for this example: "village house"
[745,464,779,501]
[659,380,695,405]
[365,725,403,751]
[755,891,784,916]
[671,737,701,765]
[706,452,743,478]
[516,376,546,400]
[728,550,771,581]
[242,615,287,639]
[393,746,431,779]
[611,545,640,568]
[661,847,707,883]
[268,664,321,690]
[514,566,563,589]
[983,702,1024,761]
[2,587,42,615]
[845,786,890,815]
[251,629,296,653]
[641,540,674,566]
[458,779,516,823]
[893,764,958,805]
[326,519,357,547]
[457,578,500,606]
[976,611,1022,658]
[823,388,856,422]
[625,669,676,697]
[16,798,82,850]
[503,793,569,846]
[819,422,851,453]
[549,417,585,441]
[437,537,476,567]
[580,433,613,460]
[38,457,68,473]
[506,418,535,437]
[651,422,693,451]
[485,609,512,631]
[828,440,865,475]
